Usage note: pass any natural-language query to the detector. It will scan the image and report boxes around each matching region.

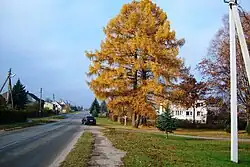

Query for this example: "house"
[44,102,54,110]
[58,101,71,113]
[1,92,8,101]
[1,91,45,111]
[170,100,208,124]
[0,95,5,105]
[52,101,63,113]
[50,100,71,114]
[157,100,208,124]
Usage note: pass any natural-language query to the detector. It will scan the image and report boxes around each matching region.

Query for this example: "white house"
[170,100,208,124]
[157,100,208,124]
[52,101,62,112]
[44,102,54,110]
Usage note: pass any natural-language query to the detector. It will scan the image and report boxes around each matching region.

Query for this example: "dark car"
[82,116,96,125]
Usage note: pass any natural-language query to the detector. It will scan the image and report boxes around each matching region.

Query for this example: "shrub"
[156,109,177,138]
[0,108,27,124]
[246,124,250,135]
[98,113,108,118]
[238,118,247,130]
[25,103,40,117]
[146,120,156,127]
[176,119,226,129]
[225,124,231,133]
[44,107,56,116]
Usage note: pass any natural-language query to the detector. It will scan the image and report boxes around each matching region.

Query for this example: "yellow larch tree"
[86,0,184,127]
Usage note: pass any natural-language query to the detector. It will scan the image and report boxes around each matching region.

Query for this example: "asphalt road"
[0,111,88,167]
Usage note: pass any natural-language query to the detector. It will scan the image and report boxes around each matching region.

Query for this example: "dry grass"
[60,132,94,167]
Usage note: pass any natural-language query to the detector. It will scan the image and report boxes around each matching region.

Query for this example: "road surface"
[0,111,88,167]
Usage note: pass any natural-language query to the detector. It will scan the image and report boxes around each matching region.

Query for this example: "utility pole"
[0,74,9,94]
[8,69,14,109]
[229,1,238,163]
[224,0,250,163]
[39,88,42,117]
[53,93,55,102]
[1,69,15,108]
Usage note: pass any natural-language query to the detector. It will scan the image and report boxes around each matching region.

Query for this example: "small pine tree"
[156,108,177,138]
[89,98,100,116]
[100,101,108,115]
[12,79,28,109]
[92,108,99,117]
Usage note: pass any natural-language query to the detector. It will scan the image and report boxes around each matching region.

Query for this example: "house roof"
[52,101,62,107]
[27,92,44,103]
[27,92,40,101]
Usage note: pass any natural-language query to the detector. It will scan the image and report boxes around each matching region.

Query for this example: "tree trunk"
[193,106,196,124]
[246,112,250,127]
[132,113,137,127]
[141,116,147,126]
[124,116,127,126]
[135,114,141,128]
[132,54,138,128]
[166,131,168,139]
[117,116,121,123]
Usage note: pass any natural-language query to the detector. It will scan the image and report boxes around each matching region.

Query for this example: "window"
[197,112,201,116]
[186,111,189,116]
[203,120,205,123]
[196,103,200,107]
[190,112,192,115]
[176,111,178,115]
[201,112,204,116]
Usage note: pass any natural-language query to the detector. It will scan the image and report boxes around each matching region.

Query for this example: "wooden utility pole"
[53,93,55,102]
[1,68,15,108]
[39,88,42,117]
[8,69,14,109]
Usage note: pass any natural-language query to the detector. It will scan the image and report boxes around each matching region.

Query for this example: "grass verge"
[104,129,250,167]
[174,129,250,139]
[0,119,56,131]
[60,132,94,167]
[97,118,250,139]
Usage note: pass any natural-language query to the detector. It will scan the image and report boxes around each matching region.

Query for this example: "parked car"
[82,116,96,125]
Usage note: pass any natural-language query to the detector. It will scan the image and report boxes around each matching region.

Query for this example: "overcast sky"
[0,0,249,107]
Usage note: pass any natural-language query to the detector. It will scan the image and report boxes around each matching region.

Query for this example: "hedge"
[0,108,27,124]
[176,119,247,130]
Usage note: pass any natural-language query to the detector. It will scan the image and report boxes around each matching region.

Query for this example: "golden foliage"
[86,0,184,118]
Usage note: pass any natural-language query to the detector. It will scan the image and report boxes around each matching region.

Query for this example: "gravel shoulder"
[85,126,126,167]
